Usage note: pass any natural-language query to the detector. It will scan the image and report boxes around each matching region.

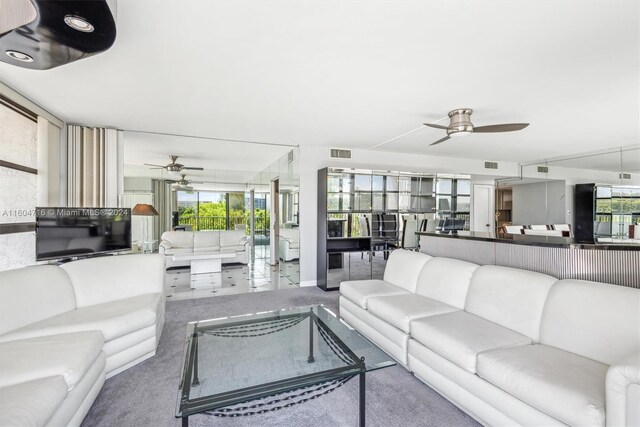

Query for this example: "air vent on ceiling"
[330,148,351,159]
[537,166,549,173]
[484,161,498,170]
[287,150,294,163]
[619,172,632,180]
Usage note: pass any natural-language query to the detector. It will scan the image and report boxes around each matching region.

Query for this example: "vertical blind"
[67,125,122,207]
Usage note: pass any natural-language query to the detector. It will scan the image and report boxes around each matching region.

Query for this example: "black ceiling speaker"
[0,0,117,70]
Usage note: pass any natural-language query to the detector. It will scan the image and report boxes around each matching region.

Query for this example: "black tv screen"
[36,207,131,261]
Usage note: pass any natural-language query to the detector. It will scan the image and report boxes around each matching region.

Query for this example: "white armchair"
[279,228,299,261]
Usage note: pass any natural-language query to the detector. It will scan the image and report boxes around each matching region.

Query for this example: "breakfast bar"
[417,231,640,288]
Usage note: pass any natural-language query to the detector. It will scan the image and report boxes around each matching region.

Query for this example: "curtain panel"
[66,125,123,207]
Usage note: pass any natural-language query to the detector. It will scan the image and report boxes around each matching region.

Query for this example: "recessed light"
[5,50,33,62]
[64,15,94,32]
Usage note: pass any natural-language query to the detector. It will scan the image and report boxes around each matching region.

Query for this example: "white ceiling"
[0,0,638,171]
[122,131,291,185]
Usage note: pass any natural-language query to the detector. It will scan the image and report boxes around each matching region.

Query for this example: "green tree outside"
[177,199,270,233]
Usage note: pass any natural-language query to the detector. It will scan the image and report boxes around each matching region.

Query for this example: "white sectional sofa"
[339,249,640,427]
[159,230,250,268]
[0,254,165,427]
[279,228,300,261]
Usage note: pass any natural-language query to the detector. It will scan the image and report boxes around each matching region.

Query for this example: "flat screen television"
[36,207,132,261]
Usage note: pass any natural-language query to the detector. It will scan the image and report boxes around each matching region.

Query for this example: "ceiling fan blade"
[144,163,166,168]
[473,123,529,133]
[423,123,449,130]
[182,167,204,171]
[429,135,451,146]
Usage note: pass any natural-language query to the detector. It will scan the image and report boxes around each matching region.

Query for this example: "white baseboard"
[299,280,317,287]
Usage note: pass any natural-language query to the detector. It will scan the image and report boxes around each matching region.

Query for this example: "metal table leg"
[359,371,366,427]
[308,308,315,363]
[182,416,188,427]
[192,333,200,386]
[359,356,366,427]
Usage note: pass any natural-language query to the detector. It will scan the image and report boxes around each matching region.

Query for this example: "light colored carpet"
[82,287,479,426]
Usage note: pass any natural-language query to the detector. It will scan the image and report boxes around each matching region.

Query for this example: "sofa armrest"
[158,240,172,255]
[60,254,165,307]
[606,352,640,427]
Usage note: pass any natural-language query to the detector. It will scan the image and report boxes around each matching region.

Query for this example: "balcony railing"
[178,216,270,234]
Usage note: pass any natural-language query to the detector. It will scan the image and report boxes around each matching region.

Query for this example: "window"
[176,190,248,231]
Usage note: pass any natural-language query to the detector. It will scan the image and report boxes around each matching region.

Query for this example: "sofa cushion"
[0,332,104,390]
[367,294,458,333]
[465,265,557,341]
[163,247,195,256]
[410,311,531,373]
[193,246,221,253]
[218,245,246,253]
[383,250,432,292]
[540,279,640,365]
[193,230,220,250]
[0,376,69,427]
[285,241,300,249]
[0,293,162,346]
[61,254,164,307]
[477,344,607,426]
[161,231,194,248]
[0,265,77,336]
[220,230,247,247]
[415,257,478,309]
[340,279,409,309]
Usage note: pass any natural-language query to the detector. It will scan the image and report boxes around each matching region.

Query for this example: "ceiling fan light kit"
[446,109,474,137]
[424,108,529,146]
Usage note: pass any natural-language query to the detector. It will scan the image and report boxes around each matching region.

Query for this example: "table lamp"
[131,204,159,253]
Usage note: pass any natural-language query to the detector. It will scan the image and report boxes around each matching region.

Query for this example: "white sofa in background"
[0,254,165,427]
[279,228,300,261]
[339,249,640,427]
[159,230,250,268]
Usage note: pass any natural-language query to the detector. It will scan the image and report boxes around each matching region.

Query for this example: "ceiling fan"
[144,155,204,173]
[424,109,529,146]
[167,174,193,191]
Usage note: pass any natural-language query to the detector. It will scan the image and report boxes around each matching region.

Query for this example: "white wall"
[521,163,640,186]
[124,177,154,192]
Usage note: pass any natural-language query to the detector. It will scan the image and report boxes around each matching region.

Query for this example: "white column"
[269,179,279,266]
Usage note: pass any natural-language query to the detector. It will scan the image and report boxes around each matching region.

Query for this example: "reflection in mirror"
[497,145,640,243]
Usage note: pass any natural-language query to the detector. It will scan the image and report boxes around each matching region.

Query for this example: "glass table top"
[176,305,395,417]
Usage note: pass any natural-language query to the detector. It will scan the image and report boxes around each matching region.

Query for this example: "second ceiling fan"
[424,109,529,146]
[144,155,204,173]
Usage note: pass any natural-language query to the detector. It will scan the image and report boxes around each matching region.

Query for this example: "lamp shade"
[131,204,159,216]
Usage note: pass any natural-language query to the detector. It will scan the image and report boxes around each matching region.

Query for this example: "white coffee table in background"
[171,252,236,274]
[172,252,238,290]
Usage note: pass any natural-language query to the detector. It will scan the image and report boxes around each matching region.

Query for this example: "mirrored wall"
[496,145,640,242]
[248,148,300,285]
[318,167,470,290]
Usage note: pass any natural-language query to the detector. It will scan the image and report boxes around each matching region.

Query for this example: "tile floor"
[164,246,300,300]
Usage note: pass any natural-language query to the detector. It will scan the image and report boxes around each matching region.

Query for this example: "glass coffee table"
[176,305,395,426]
